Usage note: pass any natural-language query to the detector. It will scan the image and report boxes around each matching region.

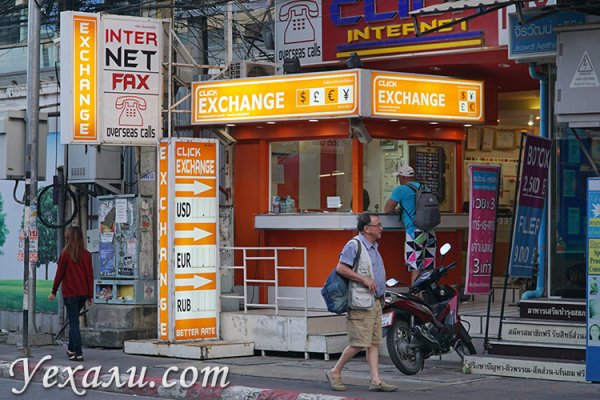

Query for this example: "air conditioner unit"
[67,145,122,184]
[0,110,47,180]
[226,60,280,79]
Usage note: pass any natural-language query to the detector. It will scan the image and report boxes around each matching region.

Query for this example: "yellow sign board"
[371,72,484,122]
[191,71,360,124]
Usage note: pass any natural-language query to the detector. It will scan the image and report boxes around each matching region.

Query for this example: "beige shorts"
[346,298,382,348]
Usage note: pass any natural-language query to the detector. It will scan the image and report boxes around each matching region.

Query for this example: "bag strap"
[351,239,361,272]
[400,183,419,223]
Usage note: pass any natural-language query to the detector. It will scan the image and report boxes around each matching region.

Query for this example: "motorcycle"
[382,243,476,375]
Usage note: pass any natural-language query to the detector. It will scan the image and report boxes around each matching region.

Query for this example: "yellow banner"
[371,72,484,122]
[589,239,600,275]
[192,71,359,124]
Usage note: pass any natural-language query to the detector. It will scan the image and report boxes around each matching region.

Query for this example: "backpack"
[403,183,441,231]
[321,239,361,314]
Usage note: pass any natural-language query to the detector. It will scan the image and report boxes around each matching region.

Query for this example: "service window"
[270,139,353,212]
[362,139,455,213]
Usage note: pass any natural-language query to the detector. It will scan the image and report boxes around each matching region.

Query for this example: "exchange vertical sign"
[157,138,219,342]
[509,135,552,278]
[465,165,500,295]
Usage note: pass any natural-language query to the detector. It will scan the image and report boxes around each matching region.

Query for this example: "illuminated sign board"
[61,13,99,143]
[60,12,162,145]
[158,139,219,342]
[371,71,484,122]
[191,71,360,124]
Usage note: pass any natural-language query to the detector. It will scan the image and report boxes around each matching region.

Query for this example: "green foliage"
[0,280,57,313]
[0,193,9,256]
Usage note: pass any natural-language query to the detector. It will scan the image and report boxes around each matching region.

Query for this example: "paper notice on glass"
[115,198,128,223]
[327,196,342,208]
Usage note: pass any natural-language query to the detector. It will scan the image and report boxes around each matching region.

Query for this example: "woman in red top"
[48,226,94,361]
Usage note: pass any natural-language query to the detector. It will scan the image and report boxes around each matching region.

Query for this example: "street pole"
[21,0,41,356]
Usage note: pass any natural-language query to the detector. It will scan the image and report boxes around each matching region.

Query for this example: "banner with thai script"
[465,165,500,295]
[509,135,552,278]
[587,177,600,382]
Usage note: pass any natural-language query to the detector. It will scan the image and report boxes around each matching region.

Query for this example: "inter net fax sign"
[158,138,220,342]
[60,12,163,146]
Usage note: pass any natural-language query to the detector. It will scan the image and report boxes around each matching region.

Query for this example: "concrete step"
[500,318,586,346]
[306,333,348,360]
[306,314,346,335]
[124,339,255,360]
[487,339,585,360]
[464,354,586,382]
[81,327,155,348]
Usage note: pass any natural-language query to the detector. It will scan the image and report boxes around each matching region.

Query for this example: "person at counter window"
[384,165,437,283]
[326,212,398,393]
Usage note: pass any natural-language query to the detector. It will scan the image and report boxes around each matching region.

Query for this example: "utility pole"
[21,0,42,357]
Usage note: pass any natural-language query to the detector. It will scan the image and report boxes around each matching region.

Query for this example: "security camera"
[349,118,372,144]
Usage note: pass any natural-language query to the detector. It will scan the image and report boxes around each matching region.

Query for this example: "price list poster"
[508,135,552,278]
[587,178,600,382]
[465,165,500,295]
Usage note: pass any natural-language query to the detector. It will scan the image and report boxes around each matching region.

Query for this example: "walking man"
[327,212,398,392]
[385,165,437,283]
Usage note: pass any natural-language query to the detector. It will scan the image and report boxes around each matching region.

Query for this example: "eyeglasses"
[367,223,383,228]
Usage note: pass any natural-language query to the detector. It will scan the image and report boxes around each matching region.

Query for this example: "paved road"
[0,378,159,400]
[0,342,599,399]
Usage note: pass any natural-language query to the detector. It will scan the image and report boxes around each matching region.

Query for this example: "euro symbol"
[300,91,306,103]
[328,90,335,102]
[469,103,475,111]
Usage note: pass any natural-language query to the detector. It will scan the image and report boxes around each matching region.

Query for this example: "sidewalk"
[0,341,595,400]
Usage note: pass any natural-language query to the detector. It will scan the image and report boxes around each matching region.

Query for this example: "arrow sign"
[176,275,213,289]
[176,180,212,195]
[174,227,212,242]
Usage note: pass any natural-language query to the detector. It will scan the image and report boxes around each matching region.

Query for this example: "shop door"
[552,125,600,298]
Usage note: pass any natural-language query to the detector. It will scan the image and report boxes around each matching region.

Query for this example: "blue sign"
[509,11,586,61]
[509,135,551,278]
[587,178,600,382]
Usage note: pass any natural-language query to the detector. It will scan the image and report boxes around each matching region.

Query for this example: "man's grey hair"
[357,212,373,232]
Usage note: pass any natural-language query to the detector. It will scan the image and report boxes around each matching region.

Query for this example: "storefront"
[191,63,539,306]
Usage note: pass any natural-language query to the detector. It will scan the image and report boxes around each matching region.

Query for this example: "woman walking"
[48,226,94,361]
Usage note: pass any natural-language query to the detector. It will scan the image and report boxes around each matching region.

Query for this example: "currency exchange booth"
[191,68,486,307]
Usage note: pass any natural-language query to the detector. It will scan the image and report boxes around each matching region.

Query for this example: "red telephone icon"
[279,0,319,44]
[115,96,146,126]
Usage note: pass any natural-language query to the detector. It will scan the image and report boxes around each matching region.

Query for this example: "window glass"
[550,124,599,298]
[270,139,352,212]
[363,139,455,213]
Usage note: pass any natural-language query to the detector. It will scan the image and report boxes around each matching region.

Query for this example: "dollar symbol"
[300,92,306,103]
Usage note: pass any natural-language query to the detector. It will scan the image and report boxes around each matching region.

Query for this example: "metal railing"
[220,247,308,317]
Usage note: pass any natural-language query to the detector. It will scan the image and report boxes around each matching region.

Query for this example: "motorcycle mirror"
[440,243,452,256]
[386,278,399,287]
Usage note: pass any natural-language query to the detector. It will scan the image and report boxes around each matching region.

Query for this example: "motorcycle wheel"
[386,318,424,375]
[454,324,477,358]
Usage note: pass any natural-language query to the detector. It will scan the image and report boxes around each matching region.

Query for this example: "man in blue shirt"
[384,165,437,283]
[327,212,397,393]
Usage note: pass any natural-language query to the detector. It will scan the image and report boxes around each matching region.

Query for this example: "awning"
[409,0,528,36]
[409,0,527,16]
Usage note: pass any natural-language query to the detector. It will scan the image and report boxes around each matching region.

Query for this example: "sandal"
[68,354,84,362]
[326,370,346,391]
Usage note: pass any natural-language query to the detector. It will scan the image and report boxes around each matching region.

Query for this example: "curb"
[0,359,360,400]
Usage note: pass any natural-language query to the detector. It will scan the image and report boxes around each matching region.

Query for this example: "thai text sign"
[509,135,552,278]
[60,12,162,145]
[371,72,484,122]
[465,165,500,295]
[191,71,359,124]
[158,139,219,342]
[587,178,600,381]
